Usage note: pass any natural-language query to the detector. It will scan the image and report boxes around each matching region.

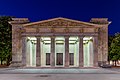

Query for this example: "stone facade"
[9,17,111,68]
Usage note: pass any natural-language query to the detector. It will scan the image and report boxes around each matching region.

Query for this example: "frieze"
[51,28,55,33]
[25,28,36,32]
[79,28,83,33]
[21,32,98,37]
[64,28,69,33]
[83,28,95,33]
[36,28,39,33]
[94,28,99,32]
[53,28,65,33]
[23,27,97,33]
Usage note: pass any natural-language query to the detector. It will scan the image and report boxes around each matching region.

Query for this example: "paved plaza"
[0,68,120,80]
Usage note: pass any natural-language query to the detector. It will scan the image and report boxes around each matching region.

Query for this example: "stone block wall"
[9,18,29,67]
[90,18,109,66]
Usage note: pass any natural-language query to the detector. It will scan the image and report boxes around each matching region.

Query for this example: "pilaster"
[22,37,27,66]
[93,36,98,67]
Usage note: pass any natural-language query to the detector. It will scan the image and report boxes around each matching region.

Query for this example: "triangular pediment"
[23,17,97,27]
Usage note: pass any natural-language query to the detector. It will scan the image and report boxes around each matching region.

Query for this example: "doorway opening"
[56,53,63,65]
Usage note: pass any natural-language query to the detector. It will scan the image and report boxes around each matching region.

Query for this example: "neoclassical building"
[9,17,110,68]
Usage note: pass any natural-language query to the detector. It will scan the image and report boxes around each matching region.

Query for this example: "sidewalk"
[0,68,120,80]
[0,68,120,74]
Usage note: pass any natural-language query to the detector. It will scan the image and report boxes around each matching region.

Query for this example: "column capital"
[64,36,70,38]
[22,35,26,37]
[36,36,41,38]
[51,36,55,39]
[79,36,84,39]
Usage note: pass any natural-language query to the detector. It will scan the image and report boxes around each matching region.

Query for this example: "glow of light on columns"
[55,37,64,40]
[41,41,44,66]
[83,37,93,67]
[89,41,94,67]
[30,41,32,66]
[27,37,37,44]
[41,37,51,67]
[69,36,79,67]
[26,37,37,67]
[83,37,92,40]
[26,40,31,67]
[41,37,51,44]
[32,43,36,67]
[83,37,93,44]
[56,41,64,43]
[55,37,65,67]
[44,41,51,44]
[84,44,87,67]
[87,42,90,66]
[41,37,51,40]
[28,37,37,40]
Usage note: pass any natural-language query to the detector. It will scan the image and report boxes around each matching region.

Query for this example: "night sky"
[0,0,120,35]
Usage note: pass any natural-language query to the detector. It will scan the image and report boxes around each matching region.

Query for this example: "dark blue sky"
[0,0,120,35]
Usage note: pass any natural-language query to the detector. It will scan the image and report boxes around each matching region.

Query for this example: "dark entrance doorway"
[69,53,74,65]
[46,53,50,65]
[56,53,63,65]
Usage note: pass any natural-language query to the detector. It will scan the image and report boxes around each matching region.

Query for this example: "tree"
[0,16,12,65]
[108,35,114,64]
[109,33,120,66]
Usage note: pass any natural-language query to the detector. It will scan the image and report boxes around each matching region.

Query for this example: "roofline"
[23,17,99,27]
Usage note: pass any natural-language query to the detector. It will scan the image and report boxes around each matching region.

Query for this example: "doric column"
[79,36,84,67]
[22,37,26,66]
[93,36,98,67]
[50,36,55,67]
[65,36,69,67]
[36,37,41,66]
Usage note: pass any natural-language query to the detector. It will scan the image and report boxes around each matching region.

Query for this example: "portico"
[9,17,110,68]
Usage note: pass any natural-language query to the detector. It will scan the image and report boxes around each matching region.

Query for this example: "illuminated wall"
[26,37,36,67]
[83,37,94,67]
[26,36,94,67]
[41,37,51,67]
[69,37,79,67]
[55,37,65,66]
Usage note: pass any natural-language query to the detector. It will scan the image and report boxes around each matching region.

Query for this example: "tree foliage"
[108,35,114,61]
[0,16,12,65]
[109,32,120,66]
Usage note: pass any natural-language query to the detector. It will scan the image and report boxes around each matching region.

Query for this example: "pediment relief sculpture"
[23,17,96,28]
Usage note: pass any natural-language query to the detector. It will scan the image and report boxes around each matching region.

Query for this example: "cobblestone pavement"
[0,68,120,80]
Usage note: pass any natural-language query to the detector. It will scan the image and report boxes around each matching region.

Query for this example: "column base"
[65,65,69,67]
[94,64,98,67]
[36,64,41,66]
[9,61,22,68]
[79,63,84,67]
[98,61,108,67]
[79,65,83,67]
[36,57,40,66]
